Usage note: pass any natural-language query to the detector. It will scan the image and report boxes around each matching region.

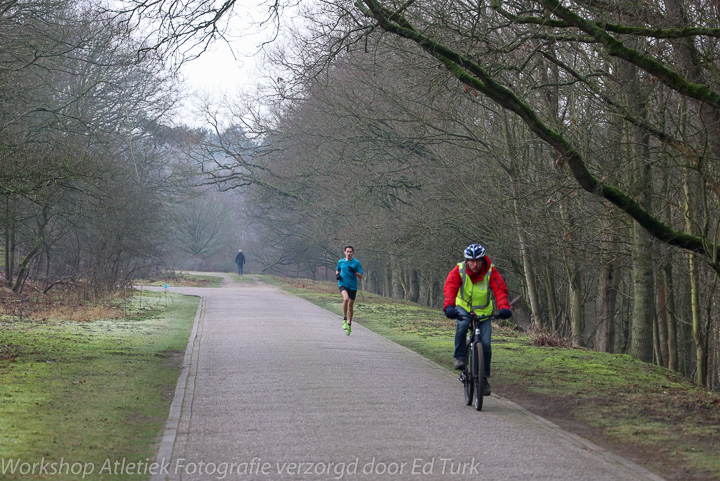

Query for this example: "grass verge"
[135,271,224,288]
[0,290,198,481]
[272,275,720,481]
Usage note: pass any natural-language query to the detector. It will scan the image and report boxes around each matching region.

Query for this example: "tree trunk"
[365,268,377,294]
[12,205,49,293]
[629,212,656,362]
[383,264,392,297]
[663,264,679,371]
[4,224,12,288]
[569,269,584,347]
[513,183,543,329]
[543,258,560,334]
[622,52,655,363]
[4,196,16,288]
[390,258,403,299]
[683,170,707,385]
[656,274,670,367]
[559,201,583,346]
[408,269,420,303]
[595,261,620,352]
[12,246,40,293]
[688,253,705,384]
[504,111,544,330]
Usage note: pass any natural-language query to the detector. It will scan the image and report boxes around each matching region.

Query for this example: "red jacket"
[443,256,510,311]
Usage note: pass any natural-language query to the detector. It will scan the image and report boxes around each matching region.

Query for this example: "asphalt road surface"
[149,275,665,481]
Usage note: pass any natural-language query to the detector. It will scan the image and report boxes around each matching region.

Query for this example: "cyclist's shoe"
[346,323,352,336]
[454,358,466,370]
[342,319,348,330]
[483,378,491,396]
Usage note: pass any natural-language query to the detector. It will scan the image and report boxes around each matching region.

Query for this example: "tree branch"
[540,0,720,111]
[356,0,711,255]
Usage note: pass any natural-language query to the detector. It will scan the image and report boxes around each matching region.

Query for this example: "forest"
[1,0,719,391]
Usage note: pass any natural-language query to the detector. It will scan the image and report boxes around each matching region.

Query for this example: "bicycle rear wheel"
[473,343,485,411]
[463,340,473,406]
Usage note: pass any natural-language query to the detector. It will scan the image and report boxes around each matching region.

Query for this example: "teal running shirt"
[336,258,363,290]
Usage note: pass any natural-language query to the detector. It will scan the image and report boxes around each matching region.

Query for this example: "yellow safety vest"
[455,261,494,316]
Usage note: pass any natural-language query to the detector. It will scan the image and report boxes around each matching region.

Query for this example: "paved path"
[150,275,664,481]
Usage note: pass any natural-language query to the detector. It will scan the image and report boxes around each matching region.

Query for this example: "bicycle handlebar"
[468,312,502,322]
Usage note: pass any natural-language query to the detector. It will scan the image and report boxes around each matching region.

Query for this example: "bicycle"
[458,312,500,411]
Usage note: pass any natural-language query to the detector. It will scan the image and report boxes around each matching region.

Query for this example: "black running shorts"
[339,286,357,300]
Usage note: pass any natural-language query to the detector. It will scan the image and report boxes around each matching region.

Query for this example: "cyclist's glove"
[348,266,356,274]
[336,272,342,280]
[498,308,512,319]
[444,306,460,319]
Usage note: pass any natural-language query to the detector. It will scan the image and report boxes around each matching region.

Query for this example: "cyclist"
[336,245,363,336]
[443,244,512,395]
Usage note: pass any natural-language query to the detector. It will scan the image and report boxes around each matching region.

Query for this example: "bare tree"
[0,0,188,293]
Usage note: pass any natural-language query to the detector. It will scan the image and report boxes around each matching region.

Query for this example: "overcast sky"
[174,2,283,126]
[180,30,267,98]
[170,0,315,129]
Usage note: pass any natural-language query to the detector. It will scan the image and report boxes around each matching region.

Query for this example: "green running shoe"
[346,323,352,336]
[342,319,348,330]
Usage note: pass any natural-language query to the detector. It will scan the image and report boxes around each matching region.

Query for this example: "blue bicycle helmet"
[464,244,486,259]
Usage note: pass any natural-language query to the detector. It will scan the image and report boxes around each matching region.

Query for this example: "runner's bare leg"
[341,289,350,319]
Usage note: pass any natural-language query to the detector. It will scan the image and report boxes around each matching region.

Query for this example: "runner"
[336,245,363,336]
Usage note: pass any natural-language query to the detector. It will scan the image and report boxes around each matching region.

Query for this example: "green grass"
[275,275,720,481]
[0,291,198,481]
[137,272,224,288]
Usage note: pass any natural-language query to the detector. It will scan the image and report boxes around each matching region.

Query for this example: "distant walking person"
[336,245,363,336]
[234,249,246,275]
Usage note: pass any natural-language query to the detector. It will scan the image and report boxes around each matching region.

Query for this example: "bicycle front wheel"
[463,340,473,405]
[473,343,485,411]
